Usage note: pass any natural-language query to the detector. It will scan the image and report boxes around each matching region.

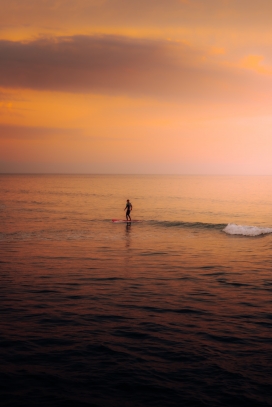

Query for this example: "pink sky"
[1,0,272,174]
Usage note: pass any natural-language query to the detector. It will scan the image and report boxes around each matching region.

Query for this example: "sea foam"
[223,223,272,236]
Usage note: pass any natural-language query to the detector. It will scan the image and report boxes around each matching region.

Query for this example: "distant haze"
[1,0,272,174]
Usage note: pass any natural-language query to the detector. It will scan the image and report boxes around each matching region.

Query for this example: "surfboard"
[112,219,142,223]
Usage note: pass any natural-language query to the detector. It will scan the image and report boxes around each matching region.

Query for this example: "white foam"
[223,223,272,236]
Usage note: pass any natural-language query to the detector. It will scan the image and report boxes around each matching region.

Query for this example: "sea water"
[0,175,272,407]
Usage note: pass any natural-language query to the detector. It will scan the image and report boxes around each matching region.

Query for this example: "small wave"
[223,223,272,236]
[150,220,226,230]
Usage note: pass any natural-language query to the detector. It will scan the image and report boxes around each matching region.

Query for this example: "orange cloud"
[0,35,270,103]
[240,55,272,75]
[2,1,272,29]
[0,124,83,140]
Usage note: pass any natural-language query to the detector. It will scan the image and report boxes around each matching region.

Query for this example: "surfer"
[124,199,132,222]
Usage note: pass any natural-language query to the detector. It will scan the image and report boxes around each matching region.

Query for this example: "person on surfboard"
[124,199,132,222]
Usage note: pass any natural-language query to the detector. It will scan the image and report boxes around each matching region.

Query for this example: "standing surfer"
[124,199,132,222]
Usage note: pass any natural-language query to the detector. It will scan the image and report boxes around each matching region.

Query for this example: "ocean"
[0,174,272,407]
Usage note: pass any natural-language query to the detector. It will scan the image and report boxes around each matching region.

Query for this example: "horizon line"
[1,173,272,176]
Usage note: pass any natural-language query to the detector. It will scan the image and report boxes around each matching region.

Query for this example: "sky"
[1,0,272,174]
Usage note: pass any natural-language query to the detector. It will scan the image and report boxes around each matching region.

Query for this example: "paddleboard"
[112,219,142,223]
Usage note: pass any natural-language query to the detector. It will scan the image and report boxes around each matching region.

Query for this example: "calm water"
[1,175,272,407]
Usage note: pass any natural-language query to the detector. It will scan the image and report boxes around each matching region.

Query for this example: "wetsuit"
[126,202,132,217]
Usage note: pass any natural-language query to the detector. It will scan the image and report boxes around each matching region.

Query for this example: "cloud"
[239,55,272,75]
[2,0,272,30]
[0,35,266,101]
[0,124,82,140]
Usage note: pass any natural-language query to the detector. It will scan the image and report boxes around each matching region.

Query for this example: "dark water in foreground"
[1,175,272,406]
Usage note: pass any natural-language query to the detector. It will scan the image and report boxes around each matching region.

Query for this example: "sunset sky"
[1,0,272,174]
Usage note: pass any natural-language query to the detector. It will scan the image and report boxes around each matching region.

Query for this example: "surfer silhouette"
[124,199,132,222]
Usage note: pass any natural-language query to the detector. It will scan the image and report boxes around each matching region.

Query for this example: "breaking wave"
[223,223,272,236]
[151,220,272,237]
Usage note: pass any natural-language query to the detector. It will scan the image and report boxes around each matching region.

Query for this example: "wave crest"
[223,223,272,236]
[150,220,225,230]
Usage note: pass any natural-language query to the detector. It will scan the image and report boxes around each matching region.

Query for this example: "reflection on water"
[0,175,272,407]
[125,222,131,247]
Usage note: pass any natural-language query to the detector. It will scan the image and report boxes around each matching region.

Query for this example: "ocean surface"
[0,174,272,407]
